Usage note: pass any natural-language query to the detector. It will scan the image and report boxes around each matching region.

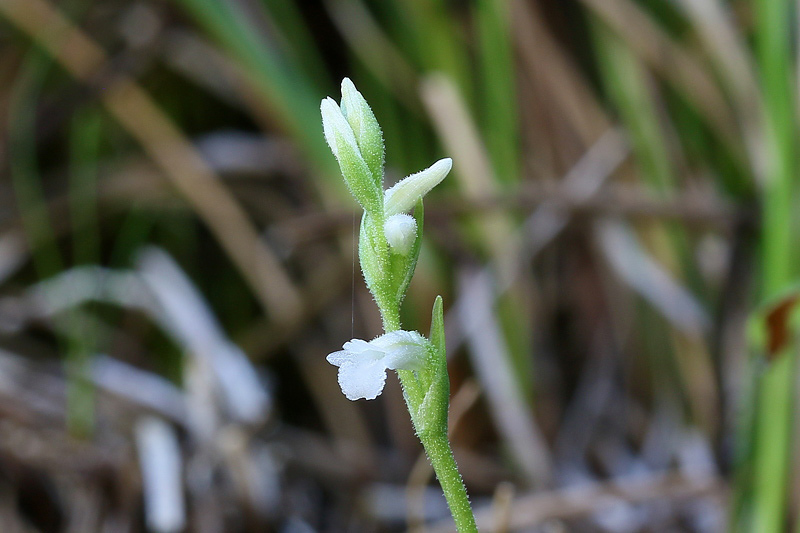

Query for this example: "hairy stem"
[383,301,475,531]
[419,431,478,532]
[381,306,401,333]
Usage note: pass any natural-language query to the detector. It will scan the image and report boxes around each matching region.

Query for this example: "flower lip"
[326,330,427,400]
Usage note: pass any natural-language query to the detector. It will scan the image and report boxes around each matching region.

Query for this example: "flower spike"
[320,78,475,532]
[320,97,359,161]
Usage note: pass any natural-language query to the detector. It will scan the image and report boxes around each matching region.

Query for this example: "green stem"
[419,431,478,532]
[749,0,797,529]
[381,305,401,333]
[753,352,795,532]
[381,302,476,531]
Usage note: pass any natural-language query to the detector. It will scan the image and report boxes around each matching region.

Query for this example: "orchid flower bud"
[321,97,358,161]
[384,158,452,216]
[326,330,428,400]
[341,78,384,187]
[321,97,382,216]
[384,213,417,255]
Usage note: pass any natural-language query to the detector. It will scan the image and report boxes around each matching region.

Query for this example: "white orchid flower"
[327,330,428,400]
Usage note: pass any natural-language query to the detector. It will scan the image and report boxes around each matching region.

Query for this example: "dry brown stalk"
[0,0,303,326]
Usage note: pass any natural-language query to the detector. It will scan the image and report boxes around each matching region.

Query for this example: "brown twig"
[426,472,725,533]
[272,184,740,245]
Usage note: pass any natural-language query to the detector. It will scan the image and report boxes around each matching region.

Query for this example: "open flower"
[327,330,428,400]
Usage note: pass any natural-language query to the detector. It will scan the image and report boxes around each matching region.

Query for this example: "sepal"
[321,98,383,217]
[341,78,385,188]
[384,158,452,216]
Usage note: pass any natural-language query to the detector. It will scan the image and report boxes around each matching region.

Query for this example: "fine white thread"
[351,210,356,338]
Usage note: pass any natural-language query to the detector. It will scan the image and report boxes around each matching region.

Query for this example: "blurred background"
[0,0,797,531]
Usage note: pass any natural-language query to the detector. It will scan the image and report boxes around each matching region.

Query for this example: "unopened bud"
[384,158,452,216]
[321,97,359,162]
[341,78,384,186]
[321,97,382,215]
[384,213,417,255]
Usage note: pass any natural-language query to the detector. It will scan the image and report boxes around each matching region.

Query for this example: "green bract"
[340,78,384,188]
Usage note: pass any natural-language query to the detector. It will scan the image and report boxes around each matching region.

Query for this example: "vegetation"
[0,0,795,530]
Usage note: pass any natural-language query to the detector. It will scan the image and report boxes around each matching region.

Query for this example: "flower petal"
[373,330,427,371]
[320,97,359,161]
[337,360,388,400]
[384,158,452,216]
[327,338,384,367]
[341,338,376,355]
[326,349,352,367]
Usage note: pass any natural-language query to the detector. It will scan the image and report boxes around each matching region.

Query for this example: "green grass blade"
[474,0,519,185]
[69,106,102,266]
[9,51,64,278]
[171,0,333,171]
[749,0,798,529]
